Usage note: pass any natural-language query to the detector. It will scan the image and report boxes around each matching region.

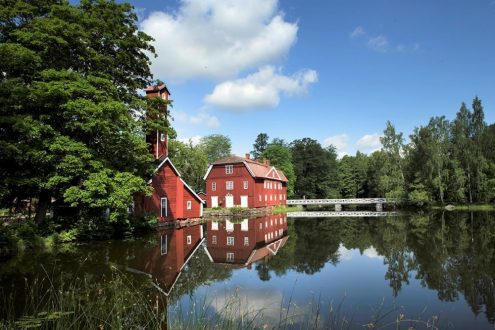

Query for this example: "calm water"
[1,212,494,329]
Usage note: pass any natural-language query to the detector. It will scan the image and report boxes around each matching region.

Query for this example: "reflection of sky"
[173,245,494,329]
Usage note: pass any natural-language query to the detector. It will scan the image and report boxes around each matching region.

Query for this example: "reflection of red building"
[204,214,288,267]
[126,224,204,295]
[203,155,288,209]
[134,84,203,222]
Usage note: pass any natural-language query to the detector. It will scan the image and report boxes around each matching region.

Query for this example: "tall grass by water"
[0,268,440,329]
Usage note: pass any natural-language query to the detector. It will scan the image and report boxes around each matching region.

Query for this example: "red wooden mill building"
[134,84,204,222]
[203,154,288,208]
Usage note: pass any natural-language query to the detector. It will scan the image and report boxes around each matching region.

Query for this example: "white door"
[225,195,234,208]
[211,196,218,208]
[240,195,248,208]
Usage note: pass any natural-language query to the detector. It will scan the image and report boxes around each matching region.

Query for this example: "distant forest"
[172,96,494,206]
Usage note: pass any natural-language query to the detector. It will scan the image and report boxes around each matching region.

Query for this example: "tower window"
[160,133,166,142]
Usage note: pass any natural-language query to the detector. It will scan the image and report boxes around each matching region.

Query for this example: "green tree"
[0,0,160,226]
[290,138,338,198]
[379,121,406,201]
[197,134,232,164]
[251,133,269,160]
[260,143,296,197]
[168,139,208,192]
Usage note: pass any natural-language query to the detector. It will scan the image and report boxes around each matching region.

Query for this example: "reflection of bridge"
[287,211,398,218]
[286,198,396,211]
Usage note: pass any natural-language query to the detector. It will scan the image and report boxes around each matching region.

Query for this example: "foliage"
[251,132,269,160]
[260,142,296,197]
[197,134,232,164]
[0,0,164,228]
[290,138,339,198]
[168,139,209,192]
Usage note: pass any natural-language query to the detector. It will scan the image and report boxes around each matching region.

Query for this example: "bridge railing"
[286,198,395,205]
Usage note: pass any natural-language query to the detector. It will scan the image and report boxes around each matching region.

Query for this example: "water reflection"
[1,212,495,328]
[204,215,289,268]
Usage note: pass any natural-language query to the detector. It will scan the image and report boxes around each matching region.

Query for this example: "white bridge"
[287,211,398,218]
[286,198,396,211]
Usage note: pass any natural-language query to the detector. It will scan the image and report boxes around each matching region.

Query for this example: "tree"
[379,121,406,201]
[168,139,208,192]
[197,134,232,164]
[251,133,269,160]
[260,143,296,197]
[0,0,160,225]
[290,138,338,198]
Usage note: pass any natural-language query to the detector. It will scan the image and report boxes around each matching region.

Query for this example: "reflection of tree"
[255,262,271,281]
[261,212,495,324]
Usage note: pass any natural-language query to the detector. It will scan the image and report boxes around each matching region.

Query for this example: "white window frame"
[186,201,192,210]
[226,181,234,190]
[160,197,167,217]
[225,165,233,174]
[212,181,216,191]
[244,237,249,246]
[243,180,248,189]
[226,252,234,262]
[212,235,217,244]
[160,235,167,255]
[160,133,166,142]
[227,236,234,246]
[187,235,192,244]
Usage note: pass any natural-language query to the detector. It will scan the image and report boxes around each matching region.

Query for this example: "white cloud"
[337,244,354,261]
[367,35,389,52]
[178,135,202,146]
[140,0,298,81]
[363,246,383,260]
[204,66,318,111]
[323,134,348,158]
[175,110,220,128]
[350,26,365,39]
[356,133,382,153]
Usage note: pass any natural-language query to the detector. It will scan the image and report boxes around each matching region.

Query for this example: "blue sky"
[129,0,494,157]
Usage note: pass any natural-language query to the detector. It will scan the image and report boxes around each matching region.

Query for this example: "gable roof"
[149,157,203,203]
[203,155,288,182]
[145,83,171,95]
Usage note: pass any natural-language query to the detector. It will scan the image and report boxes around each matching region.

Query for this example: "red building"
[203,154,288,208]
[204,214,289,267]
[134,84,204,222]
[123,224,204,295]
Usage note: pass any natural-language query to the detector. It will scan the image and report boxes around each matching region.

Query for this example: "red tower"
[145,84,170,160]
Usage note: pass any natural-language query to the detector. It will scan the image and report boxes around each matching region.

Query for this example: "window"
[226,181,234,190]
[160,235,168,255]
[212,235,217,244]
[259,223,263,229]
[160,198,167,217]
[211,222,219,230]
[160,133,166,142]
[280,194,282,200]
[265,195,267,201]
[127,201,135,214]
[225,165,233,174]
[226,252,234,262]
[186,201,192,210]
[227,236,234,246]
[187,235,192,244]
[243,181,248,189]
[244,237,249,246]
[259,195,262,201]
[212,182,216,191]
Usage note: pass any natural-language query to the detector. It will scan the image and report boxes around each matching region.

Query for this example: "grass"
[272,205,302,214]
[0,270,442,329]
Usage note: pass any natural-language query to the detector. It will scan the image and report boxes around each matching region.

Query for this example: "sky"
[128,0,494,158]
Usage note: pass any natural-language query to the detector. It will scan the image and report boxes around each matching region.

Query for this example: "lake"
[1,211,494,329]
